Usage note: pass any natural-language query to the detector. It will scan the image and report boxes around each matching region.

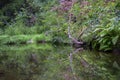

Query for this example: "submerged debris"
[29,53,38,65]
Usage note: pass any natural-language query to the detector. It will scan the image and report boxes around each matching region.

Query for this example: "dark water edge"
[0,44,120,80]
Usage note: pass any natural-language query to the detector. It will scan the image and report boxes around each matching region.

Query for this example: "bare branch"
[68,26,83,44]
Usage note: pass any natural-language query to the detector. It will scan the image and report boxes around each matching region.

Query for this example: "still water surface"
[0,44,120,80]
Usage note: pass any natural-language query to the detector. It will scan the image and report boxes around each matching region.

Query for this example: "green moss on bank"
[0,34,52,45]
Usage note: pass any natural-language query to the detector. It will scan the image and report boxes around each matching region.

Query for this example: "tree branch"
[68,26,83,44]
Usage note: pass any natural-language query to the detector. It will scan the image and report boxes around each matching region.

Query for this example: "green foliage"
[42,9,69,43]
[0,34,52,45]
[0,0,24,27]
[80,0,120,51]
[0,0,70,44]
[0,0,120,51]
[93,20,120,51]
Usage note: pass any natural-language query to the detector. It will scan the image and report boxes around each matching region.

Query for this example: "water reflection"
[0,44,120,80]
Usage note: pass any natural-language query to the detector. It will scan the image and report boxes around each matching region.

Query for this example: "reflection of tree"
[69,48,83,80]
[68,48,101,80]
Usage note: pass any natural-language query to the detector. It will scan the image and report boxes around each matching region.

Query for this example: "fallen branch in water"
[68,26,83,45]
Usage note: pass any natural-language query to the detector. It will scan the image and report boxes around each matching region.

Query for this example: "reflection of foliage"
[0,45,71,80]
[0,46,119,80]
[72,50,118,80]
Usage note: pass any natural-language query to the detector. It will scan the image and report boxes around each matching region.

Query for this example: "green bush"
[81,0,120,51]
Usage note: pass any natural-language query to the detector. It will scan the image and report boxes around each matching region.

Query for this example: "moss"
[0,34,52,45]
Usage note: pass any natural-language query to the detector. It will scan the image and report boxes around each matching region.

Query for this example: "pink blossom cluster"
[59,0,73,12]
[51,0,77,15]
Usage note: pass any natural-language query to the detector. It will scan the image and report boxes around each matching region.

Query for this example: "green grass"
[0,34,52,45]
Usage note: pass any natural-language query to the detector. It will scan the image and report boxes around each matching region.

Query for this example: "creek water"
[0,44,120,80]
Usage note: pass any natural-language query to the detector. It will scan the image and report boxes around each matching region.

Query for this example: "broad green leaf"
[99,45,109,51]
[93,28,103,33]
[112,36,119,45]
[99,30,108,37]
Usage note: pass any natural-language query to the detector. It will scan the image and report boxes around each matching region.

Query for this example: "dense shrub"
[0,0,120,51]
[81,0,120,51]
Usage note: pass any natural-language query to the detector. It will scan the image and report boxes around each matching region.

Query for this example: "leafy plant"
[81,0,120,51]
